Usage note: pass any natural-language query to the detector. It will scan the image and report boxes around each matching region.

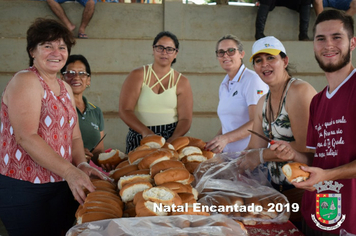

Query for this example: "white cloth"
[217,64,269,153]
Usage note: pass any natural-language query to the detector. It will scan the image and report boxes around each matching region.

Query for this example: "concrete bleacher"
[0,0,349,153]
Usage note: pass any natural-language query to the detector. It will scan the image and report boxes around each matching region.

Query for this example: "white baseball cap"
[250,36,286,62]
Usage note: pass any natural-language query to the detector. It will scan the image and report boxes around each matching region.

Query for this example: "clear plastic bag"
[193,151,290,225]
[66,214,248,236]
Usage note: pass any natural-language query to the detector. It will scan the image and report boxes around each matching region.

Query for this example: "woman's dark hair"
[280,52,295,77]
[61,54,91,76]
[313,9,354,39]
[152,31,179,64]
[26,18,75,66]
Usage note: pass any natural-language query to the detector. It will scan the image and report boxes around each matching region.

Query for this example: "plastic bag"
[66,214,248,236]
[193,151,290,225]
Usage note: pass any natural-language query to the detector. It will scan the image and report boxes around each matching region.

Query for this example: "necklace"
[266,77,291,139]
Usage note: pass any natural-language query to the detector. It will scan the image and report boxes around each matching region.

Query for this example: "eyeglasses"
[62,70,90,80]
[153,45,177,54]
[215,48,238,57]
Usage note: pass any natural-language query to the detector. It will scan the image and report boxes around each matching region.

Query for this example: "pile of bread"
[75,134,215,224]
[198,190,289,226]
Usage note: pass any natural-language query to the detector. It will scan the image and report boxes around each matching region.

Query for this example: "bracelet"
[259,148,265,164]
[77,161,90,169]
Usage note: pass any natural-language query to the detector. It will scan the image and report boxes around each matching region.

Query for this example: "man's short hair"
[313,9,354,39]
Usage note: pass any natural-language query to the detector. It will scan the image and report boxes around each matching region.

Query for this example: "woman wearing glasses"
[61,55,112,171]
[119,31,193,153]
[205,34,268,153]
[0,18,106,235]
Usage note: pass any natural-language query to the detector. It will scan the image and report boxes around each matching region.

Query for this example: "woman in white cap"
[239,36,316,227]
[205,34,268,153]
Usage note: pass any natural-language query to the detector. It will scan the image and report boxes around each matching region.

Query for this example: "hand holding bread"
[282,162,310,183]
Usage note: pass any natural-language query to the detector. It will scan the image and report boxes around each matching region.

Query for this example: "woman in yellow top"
[119,31,193,153]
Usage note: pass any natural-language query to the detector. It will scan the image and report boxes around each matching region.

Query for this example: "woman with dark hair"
[238,36,316,228]
[119,31,193,153]
[0,18,106,236]
[61,54,111,171]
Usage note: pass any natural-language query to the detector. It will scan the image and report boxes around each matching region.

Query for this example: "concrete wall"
[0,0,350,152]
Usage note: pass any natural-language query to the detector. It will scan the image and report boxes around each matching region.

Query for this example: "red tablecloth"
[246,221,304,236]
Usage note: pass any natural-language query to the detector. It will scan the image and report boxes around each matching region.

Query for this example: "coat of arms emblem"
[311,181,346,231]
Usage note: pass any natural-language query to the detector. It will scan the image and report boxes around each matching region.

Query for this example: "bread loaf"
[140,134,165,148]
[170,136,190,150]
[282,162,310,183]
[150,160,185,178]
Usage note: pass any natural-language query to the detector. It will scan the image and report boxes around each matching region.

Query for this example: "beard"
[315,48,351,73]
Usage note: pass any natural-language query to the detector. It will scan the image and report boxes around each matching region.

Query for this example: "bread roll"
[184,162,201,174]
[85,194,123,210]
[78,205,123,218]
[162,142,175,150]
[110,164,138,182]
[125,169,150,176]
[77,212,116,224]
[86,190,120,201]
[128,149,157,165]
[170,136,190,150]
[177,146,202,160]
[158,182,198,199]
[178,192,197,205]
[154,168,193,185]
[282,162,310,183]
[81,201,122,217]
[91,179,116,190]
[98,149,127,166]
[116,160,130,169]
[117,174,153,190]
[187,137,206,149]
[119,181,153,203]
[142,186,182,206]
[138,149,172,170]
[202,150,215,159]
[244,197,262,215]
[140,134,165,148]
[133,191,144,205]
[135,200,168,217]
[181,154,207,163]
[150,160,185,178]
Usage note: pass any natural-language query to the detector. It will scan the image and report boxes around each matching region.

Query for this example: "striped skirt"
[125,122,177,154]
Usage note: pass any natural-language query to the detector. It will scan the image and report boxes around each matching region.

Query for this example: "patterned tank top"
[262,78,297,185]
[0,67,77,183]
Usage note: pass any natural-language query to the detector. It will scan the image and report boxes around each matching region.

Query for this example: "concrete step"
[0,0,345,151]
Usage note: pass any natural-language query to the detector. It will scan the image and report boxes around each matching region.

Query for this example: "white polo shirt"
[217,64,269,153]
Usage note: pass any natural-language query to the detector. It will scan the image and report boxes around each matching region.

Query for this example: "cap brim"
[249,49,281,62]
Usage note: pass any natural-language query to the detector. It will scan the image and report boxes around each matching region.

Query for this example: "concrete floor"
[0,219,8,236]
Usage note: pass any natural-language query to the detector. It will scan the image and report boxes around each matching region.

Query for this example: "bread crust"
[150,160,185,178]
[77,211,117,224]
[119,181,153,203]
[98,149,127,166]
[187,137,206,149]
[282,162,310,183]
[154,168,191,185]
[140,134,165,148]
[138,149,172,170]
[110,164,139,182]
[142,186,183,206]
[170,137,190,150]
[128,149,157,165]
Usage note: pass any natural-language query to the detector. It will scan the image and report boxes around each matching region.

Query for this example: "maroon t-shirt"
[304,70,356,234]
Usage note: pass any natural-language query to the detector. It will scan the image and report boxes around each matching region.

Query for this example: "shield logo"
[315,193,342,225]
